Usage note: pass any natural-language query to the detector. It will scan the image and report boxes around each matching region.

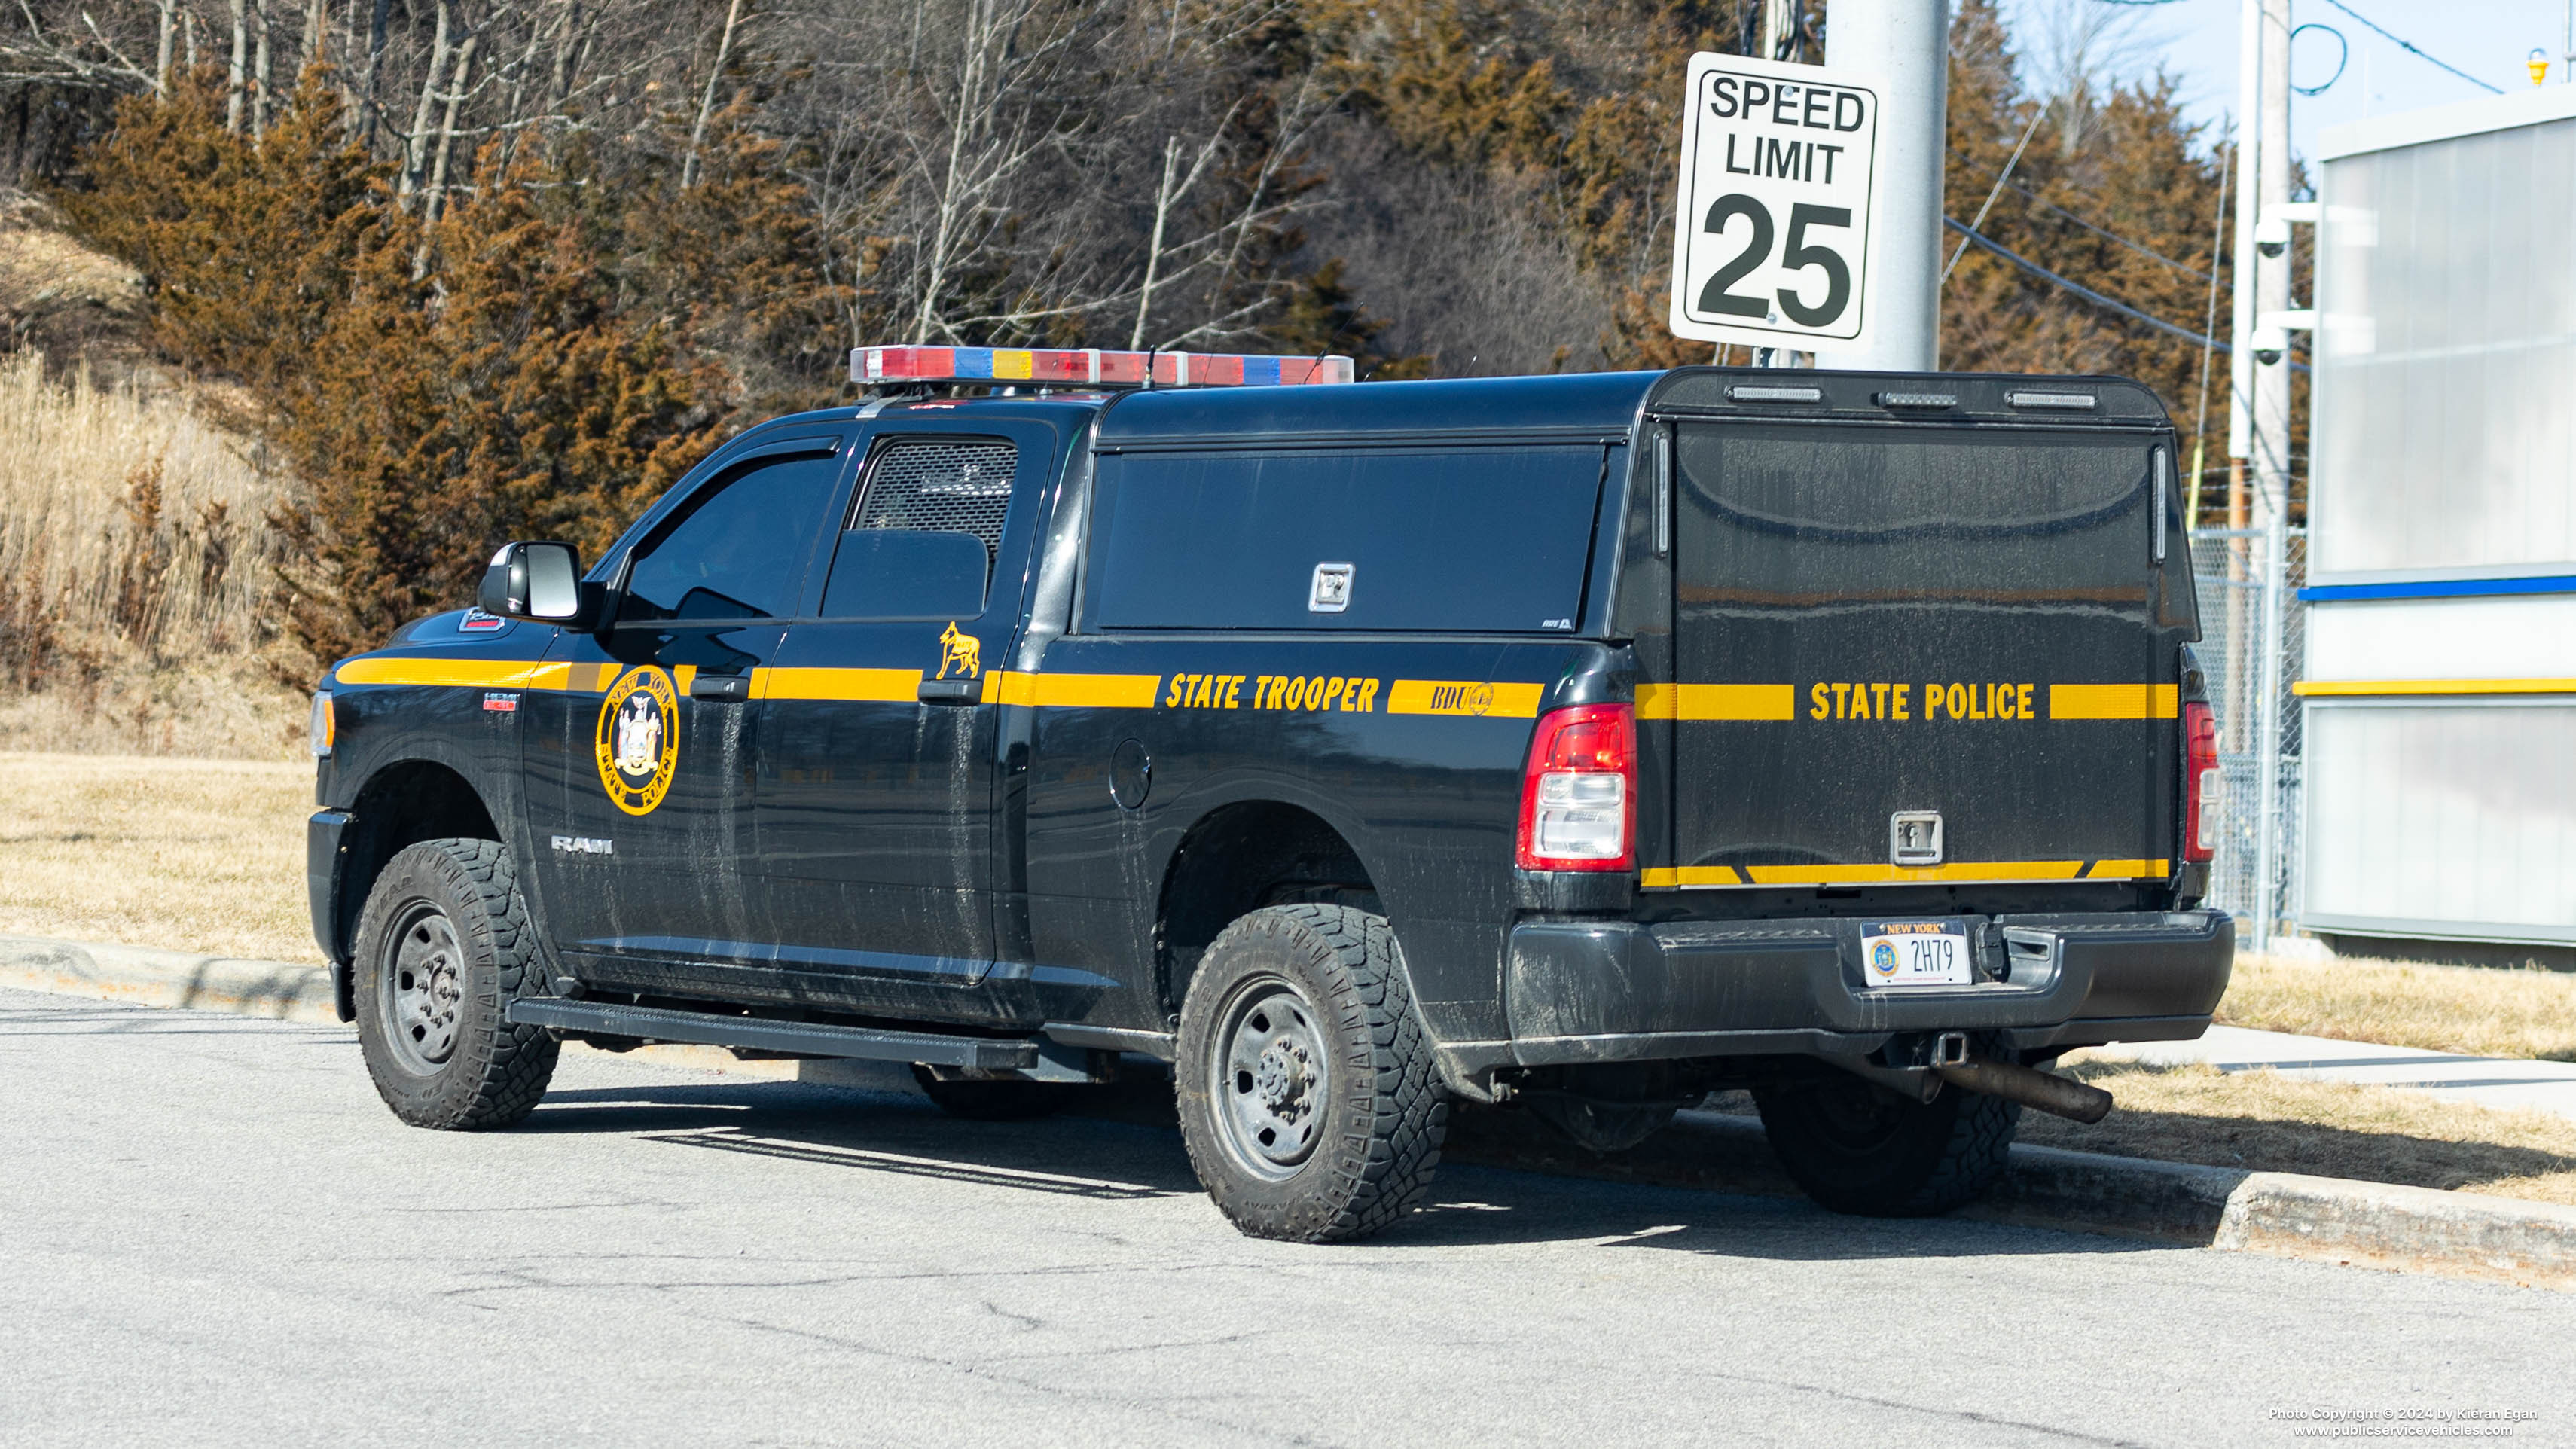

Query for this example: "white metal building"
[2301,85,2576,953]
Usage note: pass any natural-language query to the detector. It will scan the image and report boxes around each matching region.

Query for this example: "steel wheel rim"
[1807,1075,1910,1151]
[1207,974,1332,1182]
[379,901,466,1075]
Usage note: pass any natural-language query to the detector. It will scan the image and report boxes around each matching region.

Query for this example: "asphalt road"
[2,984,2565,1449]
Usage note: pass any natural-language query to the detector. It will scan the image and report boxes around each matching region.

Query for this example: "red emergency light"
[850,344,1355,389]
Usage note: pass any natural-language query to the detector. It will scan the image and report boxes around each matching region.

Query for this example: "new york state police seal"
[595,666,679,816]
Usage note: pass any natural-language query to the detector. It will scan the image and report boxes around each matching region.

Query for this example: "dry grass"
[0,349,305,758]
[0,751,314,962]
[2029,1058,2576,1205]
[2217,951,2576,1063]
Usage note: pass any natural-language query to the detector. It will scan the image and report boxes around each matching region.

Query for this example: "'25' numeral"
[1696,196,1854,328]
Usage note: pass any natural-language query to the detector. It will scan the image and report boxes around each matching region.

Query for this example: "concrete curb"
[0,933,337,1023]
[1449,1103,2576,1291]
[6,931,2572,1290]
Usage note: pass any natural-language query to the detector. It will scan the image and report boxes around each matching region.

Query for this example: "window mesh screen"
[853,440,1016,559]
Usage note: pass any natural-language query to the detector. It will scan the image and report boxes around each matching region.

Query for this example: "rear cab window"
[1084,446,1608,633]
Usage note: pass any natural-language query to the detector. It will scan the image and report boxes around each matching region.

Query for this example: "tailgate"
[1653,420,2196,889]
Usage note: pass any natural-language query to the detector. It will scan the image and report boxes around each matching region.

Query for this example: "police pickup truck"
[309,345,2233,1243]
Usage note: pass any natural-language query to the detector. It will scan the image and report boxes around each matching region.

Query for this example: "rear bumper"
[1484,908,2233,1070]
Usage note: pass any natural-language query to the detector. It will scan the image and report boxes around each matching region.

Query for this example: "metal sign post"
[1666,51,1885,354]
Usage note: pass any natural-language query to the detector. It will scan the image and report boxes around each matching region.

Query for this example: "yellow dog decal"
[937,621,981,679]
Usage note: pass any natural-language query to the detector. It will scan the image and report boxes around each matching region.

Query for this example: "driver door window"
[528,440,850,975]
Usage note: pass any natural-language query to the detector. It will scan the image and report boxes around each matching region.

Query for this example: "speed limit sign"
[1668,51,1882,349]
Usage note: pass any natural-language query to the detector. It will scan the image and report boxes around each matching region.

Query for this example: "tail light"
[2182,700,2220,863]
[1516,703,1636,871]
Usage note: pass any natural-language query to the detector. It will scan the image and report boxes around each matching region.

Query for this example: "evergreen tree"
[1940,0,2239,472]
[58,66,389,403]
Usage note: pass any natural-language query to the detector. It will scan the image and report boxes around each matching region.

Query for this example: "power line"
[1946,215,2316,374]
[2088,0,2498,93]
[2309,0,2501,95]
[2003,180,2214,282]
[1945,218,2214,349]
[1943,105,2050,285]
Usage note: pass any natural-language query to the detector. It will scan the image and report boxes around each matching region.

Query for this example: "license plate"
[1860,920,1976,987]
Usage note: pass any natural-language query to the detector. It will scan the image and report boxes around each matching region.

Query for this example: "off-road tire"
[910,1066,1082,1121]
[1174,904,1448,1243]
[1753,1072,2019,1217]
[353,838,559,1130]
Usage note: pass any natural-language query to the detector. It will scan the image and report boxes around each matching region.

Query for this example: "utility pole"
[1757,0,1797,60]
[1750,0,1811,369]
[1815,0,1950,373]
[2225,0,2259,778]
[2243,0,2294,953]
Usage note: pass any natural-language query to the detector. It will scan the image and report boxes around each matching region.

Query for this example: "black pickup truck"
[308,350,2233,1243]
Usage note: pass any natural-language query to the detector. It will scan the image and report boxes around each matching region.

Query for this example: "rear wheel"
[1753,1072,2019,1216]
[353,838,558,1130]
[1175,904,1448,1242]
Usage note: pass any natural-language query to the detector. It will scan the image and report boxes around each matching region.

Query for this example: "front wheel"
[1174,905,1448,1243]
[1753,1072,2019,1217]
[353,838,559,1130]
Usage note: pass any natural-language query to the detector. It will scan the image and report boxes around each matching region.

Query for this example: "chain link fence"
[2189,526,2306,947]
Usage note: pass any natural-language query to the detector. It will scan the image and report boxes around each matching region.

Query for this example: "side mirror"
[478,541,588,624]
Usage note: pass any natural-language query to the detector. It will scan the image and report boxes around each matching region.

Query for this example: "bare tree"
[679,0,743,190]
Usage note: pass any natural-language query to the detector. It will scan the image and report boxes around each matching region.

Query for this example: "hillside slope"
[0,189,303,759]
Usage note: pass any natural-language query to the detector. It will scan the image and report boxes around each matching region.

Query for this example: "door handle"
[918,679,982,705]
[690,673,752,703]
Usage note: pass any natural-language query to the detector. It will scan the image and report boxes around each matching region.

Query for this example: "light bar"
[850,345,1355,389]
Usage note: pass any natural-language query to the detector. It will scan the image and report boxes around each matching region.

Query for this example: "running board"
[505,998,1039,1072]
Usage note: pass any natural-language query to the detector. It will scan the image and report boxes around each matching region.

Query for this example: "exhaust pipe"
[1936,1054,2114,1124]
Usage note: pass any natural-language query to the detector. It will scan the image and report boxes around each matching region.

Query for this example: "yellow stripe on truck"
[2080,859,2171,879]
[985,670,1164,709]
[1639,859,2170,889]
[2047,683,2179,719]
[1642,865,1748,886]
[336,658,626,691]
[334,657,554,689]
[1634,683,1797,721]
[523,662,619,693]
[754,667,923,703]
